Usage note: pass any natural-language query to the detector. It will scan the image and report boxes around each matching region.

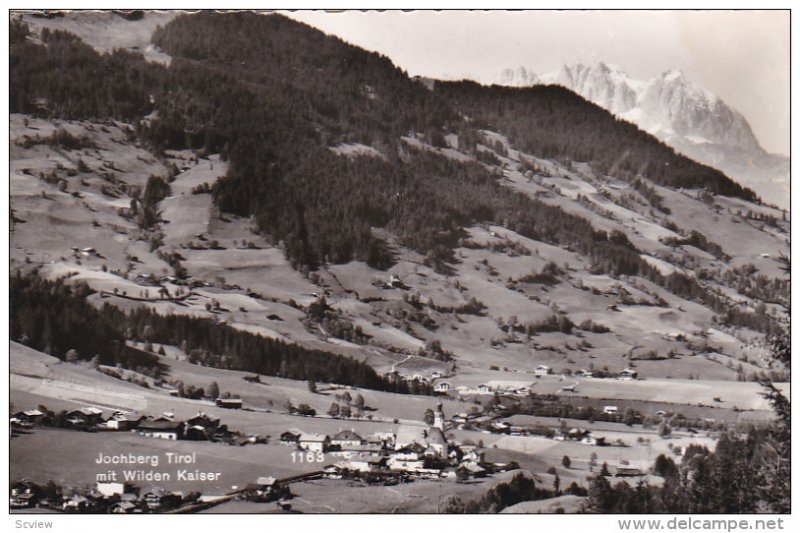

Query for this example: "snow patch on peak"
[494,61,788,208]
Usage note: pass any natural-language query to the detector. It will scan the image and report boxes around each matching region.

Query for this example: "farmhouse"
[603,406,618,415]
[457,462,487,479]
[215,397,243,409]
[185,425,211,441]
[475,384,492,394]
[615,465,645,477]
[330,430,363,449]
[67,407,104,427]
[138,420,184,440]
[299,433,329,453]
[109,501,137,514]
[280,430,301,445]
[484,380,534,394]
[617,368,639,380]
[62,494,89,511]
[243,476,285,502]
[434,381,452,393]
[14,409,44,425]
[9,481,41,509]
[387,447,426,472]
[104,412,144,431]
[340,454,386,473]
[9,491,38,509]
[535,365,551,376]
[186,412,220,429]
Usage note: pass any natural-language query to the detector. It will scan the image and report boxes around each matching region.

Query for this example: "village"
[11,371,718,515]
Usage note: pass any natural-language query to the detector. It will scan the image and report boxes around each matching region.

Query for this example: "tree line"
[10,271,428,395]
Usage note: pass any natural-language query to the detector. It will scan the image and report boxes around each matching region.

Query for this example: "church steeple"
[433,402,444,430]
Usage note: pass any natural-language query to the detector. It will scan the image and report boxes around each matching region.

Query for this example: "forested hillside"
[7,12,761,279]
[437,82,757,201]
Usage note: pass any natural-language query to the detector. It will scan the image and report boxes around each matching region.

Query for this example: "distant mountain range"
[497,63,789,209]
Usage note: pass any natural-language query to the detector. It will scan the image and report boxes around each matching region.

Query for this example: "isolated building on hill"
[216,397,243,409]
[434,381,452,393]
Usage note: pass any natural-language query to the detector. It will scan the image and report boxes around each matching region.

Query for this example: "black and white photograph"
[4,3,792,526]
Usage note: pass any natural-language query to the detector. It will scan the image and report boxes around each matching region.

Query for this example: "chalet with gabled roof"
[138,420,183,440]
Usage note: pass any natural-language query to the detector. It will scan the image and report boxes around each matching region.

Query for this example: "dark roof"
[332,430,363,441]
[187,414,220,425]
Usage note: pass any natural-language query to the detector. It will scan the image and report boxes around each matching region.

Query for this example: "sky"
[284,10,789,156]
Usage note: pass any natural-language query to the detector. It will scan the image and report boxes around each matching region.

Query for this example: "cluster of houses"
[385,369,450,387]
[10,479,195,513]
[449,412,609,447]
[10,405,257,445]
[277,405,507,481]
[432,365,639,397]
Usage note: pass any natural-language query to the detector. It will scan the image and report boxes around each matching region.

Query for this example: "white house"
[535,365,551,376]
[434,382,452,393]
[330,430,363,449]
[388,446,426,472]
[137,420,182,440]
[340,454,384,473]
[299,433,329,453]
[603,405,618,415]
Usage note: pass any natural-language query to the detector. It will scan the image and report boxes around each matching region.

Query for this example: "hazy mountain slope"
[498,63,789,209]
